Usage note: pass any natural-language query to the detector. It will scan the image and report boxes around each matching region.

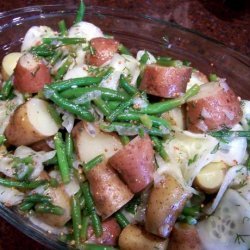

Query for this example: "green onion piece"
[1,78,13,99]
[65,133,74,169]
[114,212,129,228]
[50,50,63,66]
[75,0,86,24]
[209,130,250,139]
[83,154,104,172]
[0,178,47,189]
[120,135,130,145]
[140,114,153,129]
[47,103,62,126]
[139,51,150,65]
[71,195,81,246]
[16,164,34,181]
[35,203,64,215]
[0,135,6,145]
[54,132,70,184]
[44,155,58,166]
[209,73,218,82]
[118,44,131,55]
[58,20,67,36]
[125,195,141,214]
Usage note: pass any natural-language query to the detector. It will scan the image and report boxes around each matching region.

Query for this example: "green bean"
[125,195,141,214]
[106,94,136,122]
[106,101,120,111]
[24,194,51,203]
[81,182,103,237]
[19,202,34,211]
[1,78,13,99]
[100,122,168,138]
[44,155,58,166]
[54,132,70,184]
[209,73,218,82]
[93,98,111,116]
[75,0,85,24]
[182,206,200,217]
[83,244,118,250]
[60,87,128,101]
[44,86,95,122]
[71,195,81,246]
[65,133,74,169]
[79,195,85,209]
[156,56,183,67]
[139,51,150,65]
[114,212,129,228]
[43,37,86,46]
[35,203,64,215]
[83,154,104,172]
[116,112,171,129]
[58,20,67,36]
[151,136,169,161]
[119,74,137,95]
[80,215,89,241]
[140,84,200,115]
[0,178,47,189]
[209,130,250,139]
[120,135,130,145]
[0,135,6,145]
[140,114,152,129]
[118,44,131,55]
[55,57,73,81]
[49,50,63,66]
[47,103,62,126]
[50,77,102,91]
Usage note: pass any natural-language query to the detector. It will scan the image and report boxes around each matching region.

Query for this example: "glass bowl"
[0,4,250,250]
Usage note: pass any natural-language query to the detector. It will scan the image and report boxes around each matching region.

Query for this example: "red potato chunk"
[108,134,155,193]
[13,52,51,93]
[86,37,119,66]
[87,218,121,246]
[145,175,191,238]
[139,64,192,98]
[186,80,242,132]
[86,162,134,219]
[168,223,202,250]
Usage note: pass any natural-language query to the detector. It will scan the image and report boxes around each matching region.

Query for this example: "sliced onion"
[0,185,24,206]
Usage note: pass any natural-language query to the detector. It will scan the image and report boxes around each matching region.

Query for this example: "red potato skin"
[168,223,202,250]
[139,64,192,98]
[13,53,51,93]
[30,138,52,152]
[86,37,119,66]
[186,83,242,132]
[108,134,155,193]
[145,175,191,238]
[86,162,134,219]
[87,218,121,246]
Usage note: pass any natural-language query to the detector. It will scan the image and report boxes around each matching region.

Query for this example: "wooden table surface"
[0,0,249,249]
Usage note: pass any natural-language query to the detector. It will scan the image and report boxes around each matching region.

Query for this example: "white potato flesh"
[74,125,123,162]
[68,21,104,40]
[186,70,208,90]
[1,52,22,80]
[195,161,228,194]
[240,100,250,130]
[162,107,184,130]
[27,98,60,136]
[21,26,56,51]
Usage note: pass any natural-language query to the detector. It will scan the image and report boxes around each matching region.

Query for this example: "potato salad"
[0,1,249,250]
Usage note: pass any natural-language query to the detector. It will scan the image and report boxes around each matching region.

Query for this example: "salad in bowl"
[0,1,249,249]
